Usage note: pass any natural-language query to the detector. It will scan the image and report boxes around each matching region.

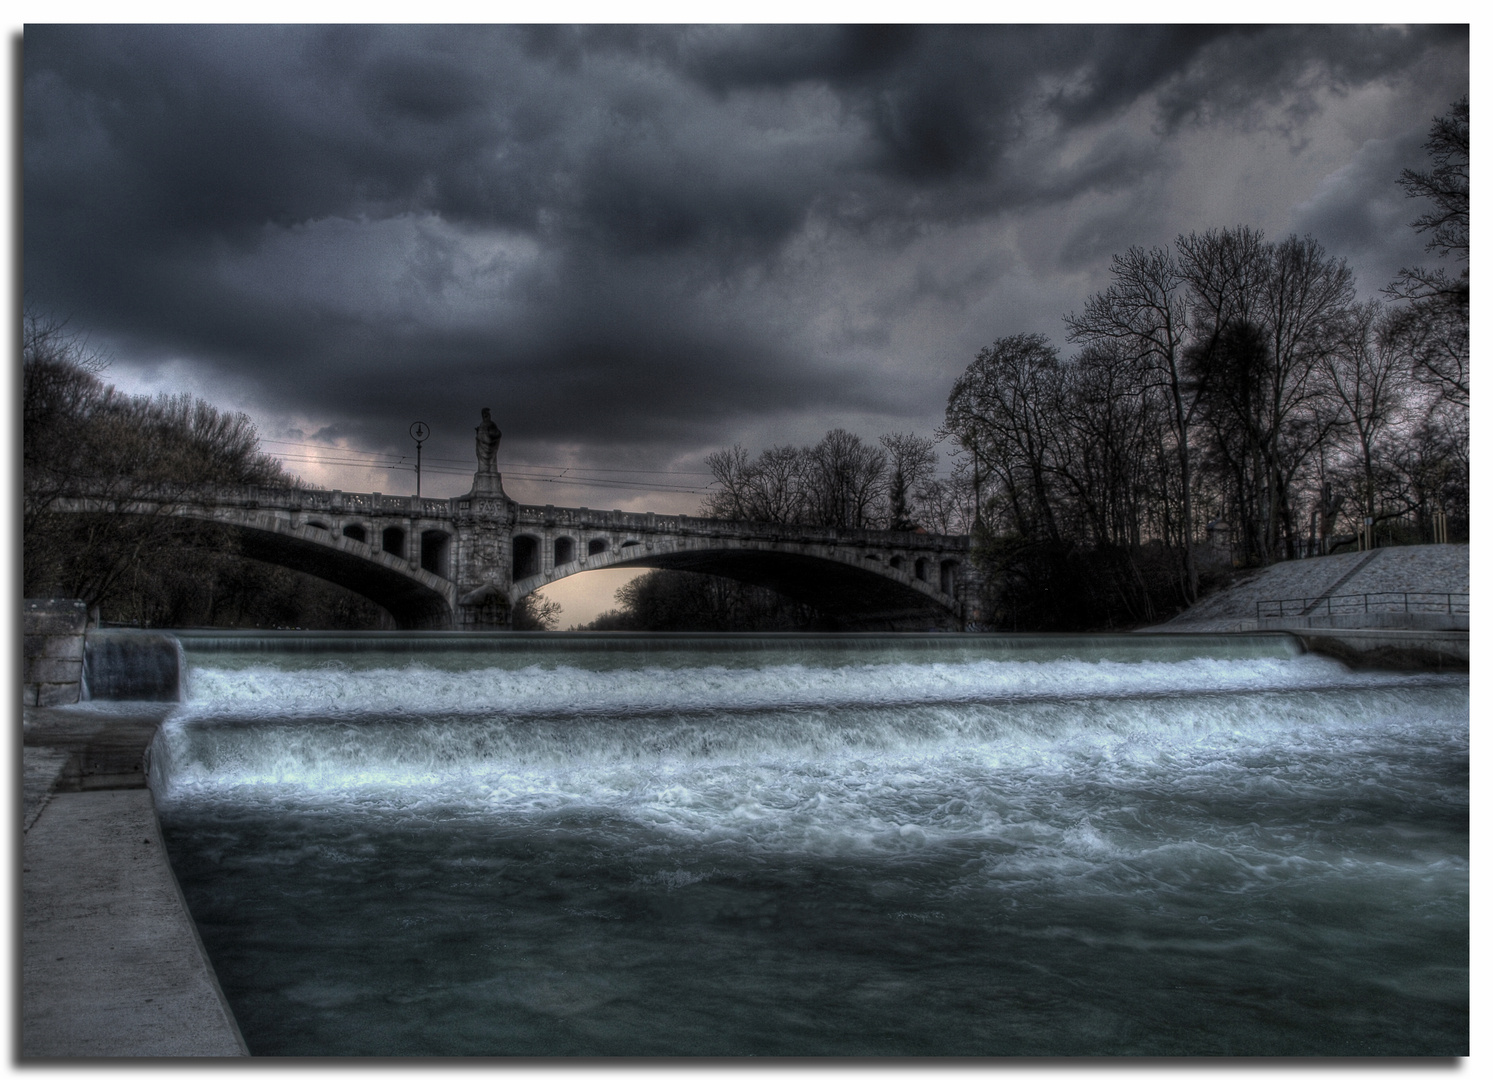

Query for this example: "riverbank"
[1140,544,1469,633]
[21,705,248,1058]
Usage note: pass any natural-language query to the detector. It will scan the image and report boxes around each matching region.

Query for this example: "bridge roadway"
[59,473,974,630]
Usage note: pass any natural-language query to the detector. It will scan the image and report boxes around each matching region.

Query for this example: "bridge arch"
[99,505,458,629]
[512,536,964,630]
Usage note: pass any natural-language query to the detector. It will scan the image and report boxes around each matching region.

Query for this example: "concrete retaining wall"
[1263,612,1468,631]
[23,600,89,706]
[1291,629,1469,672]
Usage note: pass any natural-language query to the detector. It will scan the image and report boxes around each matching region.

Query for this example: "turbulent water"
[150,633,1468,1056]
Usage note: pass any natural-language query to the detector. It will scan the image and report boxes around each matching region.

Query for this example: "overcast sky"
[25,24,1468,500]
[22,23,1469,617]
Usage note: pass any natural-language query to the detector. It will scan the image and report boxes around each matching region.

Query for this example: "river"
[146,632,1468,1056]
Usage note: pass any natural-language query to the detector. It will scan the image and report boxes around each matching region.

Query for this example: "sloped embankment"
[1140,545,1469,633]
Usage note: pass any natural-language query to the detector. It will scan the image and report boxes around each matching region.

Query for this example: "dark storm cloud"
[1150,25,1467,133]
[1287,129,1444,297]
[23,24,1468,475]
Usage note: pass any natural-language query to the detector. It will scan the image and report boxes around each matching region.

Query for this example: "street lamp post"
[409,421,429,499]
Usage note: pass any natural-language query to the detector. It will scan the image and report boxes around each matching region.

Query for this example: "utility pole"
[409,421,429,499]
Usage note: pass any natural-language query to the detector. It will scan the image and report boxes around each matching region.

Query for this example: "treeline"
[703,429,974,535]
[579,571,822,632]
[944,98,1468,630]
[23,316,393,629]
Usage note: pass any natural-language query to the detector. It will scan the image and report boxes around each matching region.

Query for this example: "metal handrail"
[1257,592,1470,619]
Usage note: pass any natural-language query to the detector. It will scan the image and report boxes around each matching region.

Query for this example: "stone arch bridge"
[59,475,975,630]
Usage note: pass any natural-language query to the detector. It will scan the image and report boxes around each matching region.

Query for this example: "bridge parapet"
[156,485,970,555]
[510,503,969,552]
[192,485,452,519]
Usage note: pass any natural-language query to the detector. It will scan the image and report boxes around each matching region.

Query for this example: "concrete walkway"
[22,789,249,1057]
[21,704,249,1058]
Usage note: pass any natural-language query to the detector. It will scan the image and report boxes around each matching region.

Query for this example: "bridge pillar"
[452,472,517,629]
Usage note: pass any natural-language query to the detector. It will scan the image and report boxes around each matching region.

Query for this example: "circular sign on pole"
[410,422,429,498]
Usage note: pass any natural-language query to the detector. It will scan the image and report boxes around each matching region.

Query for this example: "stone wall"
[23,599,89,706]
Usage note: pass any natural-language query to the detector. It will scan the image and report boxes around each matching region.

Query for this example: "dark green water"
[152,636,1468,1056]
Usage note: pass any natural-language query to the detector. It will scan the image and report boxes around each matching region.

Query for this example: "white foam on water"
[154,649,1467,878]
[151,641,1469,1056]
[176,653,1423,720]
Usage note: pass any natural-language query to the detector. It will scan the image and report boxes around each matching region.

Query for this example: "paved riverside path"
[1139,544,1469,633]
[21,707,248,1058]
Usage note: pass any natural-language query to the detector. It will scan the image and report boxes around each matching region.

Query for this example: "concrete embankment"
[1140,544,1469,634]
[1138,544,1469,671]
[1288,628,1469,672]
[21,705,248,1058]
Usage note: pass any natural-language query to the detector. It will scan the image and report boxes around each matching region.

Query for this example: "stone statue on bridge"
[475,408,502,473]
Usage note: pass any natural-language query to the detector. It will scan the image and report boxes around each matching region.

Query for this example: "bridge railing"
[91,482,970,549]
[1257,592,1470,620]
[167,484,441,518]
[510,504,969,550]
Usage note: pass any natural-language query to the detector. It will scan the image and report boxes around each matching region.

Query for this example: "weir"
[28,628,1468,1056]
[142,630,1466,1055]
[76,626,1466,705]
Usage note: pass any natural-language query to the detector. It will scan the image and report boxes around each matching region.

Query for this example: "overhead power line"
[263,442,713,494]
[258,436,715,476]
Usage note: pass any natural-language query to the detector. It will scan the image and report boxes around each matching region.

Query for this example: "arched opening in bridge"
[554,537,575,566]
[513,535,540,580]
[420,531,451,578]
[58,515,405,631]
[914,558,928,582]
[890,556,904,571]
[525,567,648,629]
[382,527,406,559]
[588,538,608,557]
[620,540,641,549]
[529,568,826,632]
[343,524,367,544]
[307,520,328,531]
[940,559,959,596]
[522,545,962,633]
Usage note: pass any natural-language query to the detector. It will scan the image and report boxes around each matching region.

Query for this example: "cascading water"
[150,632,1467,1056]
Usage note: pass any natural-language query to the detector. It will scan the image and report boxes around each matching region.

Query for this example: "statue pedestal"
[467,471,507,499]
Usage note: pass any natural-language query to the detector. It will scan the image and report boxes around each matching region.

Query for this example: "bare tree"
[1067,245,1202,599]
[944,334,1069,545]
[804,429,888,530]
[1397,96,1469,268]
[880,432,937,531]
[24,313,286,609]
[702,445,755,519]
[914,471,976,536]
[1321,301,1412,531]
[513,593,562,630]
[1386,96,1469,409]
[1182,232,1354,562]
[702,443,809,524]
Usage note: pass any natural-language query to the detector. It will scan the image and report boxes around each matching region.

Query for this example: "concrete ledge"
[1262,612,1468,631]
[22,705,171,792]
[22,790,249,1058]
[1291,629,1469,672]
